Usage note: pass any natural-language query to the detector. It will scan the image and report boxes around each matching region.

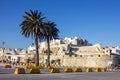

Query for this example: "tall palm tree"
[43,21,59,67]
[20,10,45,66]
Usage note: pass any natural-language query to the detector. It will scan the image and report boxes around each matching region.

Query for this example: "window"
[98,55,100,57]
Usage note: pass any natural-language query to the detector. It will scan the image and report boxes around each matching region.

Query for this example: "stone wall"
[46,54,116,67]
[62,55,114,67]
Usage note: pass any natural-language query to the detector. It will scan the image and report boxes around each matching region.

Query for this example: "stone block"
[95,68,101,72]
[4,65,12,68]
[64,68,73,73]
[50,68,60,73]
[29,68,40,74]
[74,67,82,72]
[14,68,25,74]
[86,68,92,72]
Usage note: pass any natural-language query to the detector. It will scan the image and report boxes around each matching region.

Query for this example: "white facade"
[0,48,26,63]
[6,54,26,63]
[110,46,120,55]
[27,45,36,53]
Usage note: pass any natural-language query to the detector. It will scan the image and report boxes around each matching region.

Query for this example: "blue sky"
[0,0,120,48]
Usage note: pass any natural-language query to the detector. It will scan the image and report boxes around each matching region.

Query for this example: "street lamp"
[2,42,5,63]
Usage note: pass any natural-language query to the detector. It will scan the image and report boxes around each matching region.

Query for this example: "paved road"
[0,72,120,80]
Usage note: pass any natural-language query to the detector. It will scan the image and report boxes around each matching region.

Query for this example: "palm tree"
[43,21,59,66]
[20,10,45,66]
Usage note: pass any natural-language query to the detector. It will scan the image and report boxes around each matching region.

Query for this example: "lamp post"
[2,42,5,63]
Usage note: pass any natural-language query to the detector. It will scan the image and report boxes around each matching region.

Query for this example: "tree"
[43,21,59,66]
[20,10,45,66]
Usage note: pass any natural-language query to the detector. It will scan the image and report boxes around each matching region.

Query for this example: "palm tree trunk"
[34,34,39,67]
[47,36,50,67]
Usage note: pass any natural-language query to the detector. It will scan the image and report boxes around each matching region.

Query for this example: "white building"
[27,45,36,53]
[110,46,120,55]
[0,48,26,63]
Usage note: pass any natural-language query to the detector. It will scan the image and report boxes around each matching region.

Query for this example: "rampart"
[62,54,112,67]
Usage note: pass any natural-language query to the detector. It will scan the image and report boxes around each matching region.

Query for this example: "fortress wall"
[43,54,112,67]
[40,54,120,67]
[41,52,119,67]
[62,54,113,67]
